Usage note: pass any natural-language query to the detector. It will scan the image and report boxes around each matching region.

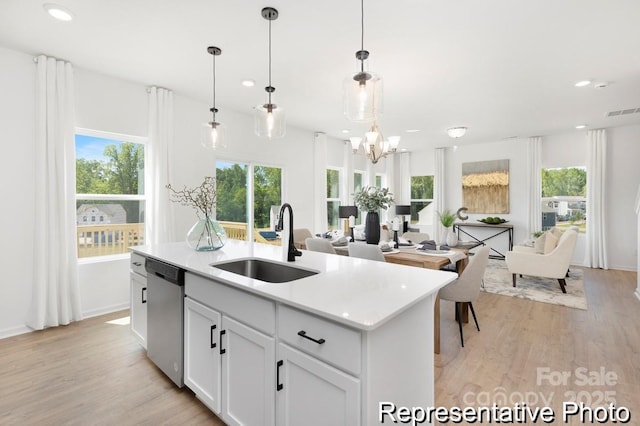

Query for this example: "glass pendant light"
[254,7,286,139]
[364,122,386,164]
[202,46,226,149]
[344,0,382,123]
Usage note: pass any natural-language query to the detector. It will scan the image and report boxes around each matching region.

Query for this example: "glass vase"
[186,216,227,251]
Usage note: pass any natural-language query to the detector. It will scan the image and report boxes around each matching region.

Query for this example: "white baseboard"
[82,302,129,319]
[0,325,32,340]
[0,303,130,341]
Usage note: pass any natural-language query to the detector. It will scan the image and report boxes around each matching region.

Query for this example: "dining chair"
[304,237,336,254]
[347,243,386,262]
[401,231,430,244]
[438,246,490,347]
[292,228,313,249]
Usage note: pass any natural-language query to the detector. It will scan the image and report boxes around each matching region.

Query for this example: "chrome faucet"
[276,203,302,262]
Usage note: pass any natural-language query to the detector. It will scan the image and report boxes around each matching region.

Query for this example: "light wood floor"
[0,267,637,425]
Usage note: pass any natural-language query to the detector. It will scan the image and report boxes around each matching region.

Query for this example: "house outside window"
[327,168,341,230]
[75,129,146,258]
[410,175,434,224]
[541,167,587,232]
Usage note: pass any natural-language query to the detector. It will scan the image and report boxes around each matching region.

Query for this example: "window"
[410,176,434,224]
[326,168,341,230]
[375,174,385,189]
[215,160,283,238]
[541,167,586,232]
[75,129,146,258]
[353,170,365,225]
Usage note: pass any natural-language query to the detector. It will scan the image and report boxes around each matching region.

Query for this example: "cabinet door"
[276,343,360,426]
[184,297,222,413]
[129,272,147,349]
[221,316,275,426]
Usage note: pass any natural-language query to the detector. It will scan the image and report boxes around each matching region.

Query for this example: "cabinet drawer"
[185,272,275,336]
[130,253,146,276]
[277,305,361,376]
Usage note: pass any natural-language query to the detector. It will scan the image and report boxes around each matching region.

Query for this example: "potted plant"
[438,208,458,246]
[353,186,394,244]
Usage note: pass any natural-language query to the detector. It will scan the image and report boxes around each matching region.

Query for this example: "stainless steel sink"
[211,258,318,283]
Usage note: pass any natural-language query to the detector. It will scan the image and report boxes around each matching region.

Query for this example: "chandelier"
[350,124,400,164]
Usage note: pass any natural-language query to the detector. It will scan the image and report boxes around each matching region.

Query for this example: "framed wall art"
[462,159,509,214]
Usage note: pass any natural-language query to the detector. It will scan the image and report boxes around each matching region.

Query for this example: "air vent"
[606,108,640,117]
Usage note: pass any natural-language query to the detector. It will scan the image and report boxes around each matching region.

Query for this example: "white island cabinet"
[131,240,455,426]
[129,252,147,348]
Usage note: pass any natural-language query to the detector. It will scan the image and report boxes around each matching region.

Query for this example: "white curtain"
[146,87,176,244]
[313,132,328,234]
[433,148,446,244]
[28,55,82,330]
[527,137,542,236]
[399,152,411,204]
[584,129,608,269]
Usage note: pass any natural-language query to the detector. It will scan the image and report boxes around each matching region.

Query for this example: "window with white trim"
[410,175,434,224]
[541,167,586,232]
[327,168,342,230]
[75,129,146,258]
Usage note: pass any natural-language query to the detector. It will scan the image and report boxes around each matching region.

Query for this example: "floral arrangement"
[166,176,217,219]
[353,186,394,212]
[438,209,457,228]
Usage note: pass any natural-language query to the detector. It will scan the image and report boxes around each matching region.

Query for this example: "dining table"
[333,240,481,354]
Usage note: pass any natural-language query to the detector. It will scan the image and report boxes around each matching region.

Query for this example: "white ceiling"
[2,0,640,151]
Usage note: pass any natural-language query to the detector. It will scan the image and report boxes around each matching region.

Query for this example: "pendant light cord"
[360,0,364,73]
[268,16,272,105]
[212,52,216,121]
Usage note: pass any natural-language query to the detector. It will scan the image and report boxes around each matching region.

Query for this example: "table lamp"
[395,205,411,233]
[338,205,358,242]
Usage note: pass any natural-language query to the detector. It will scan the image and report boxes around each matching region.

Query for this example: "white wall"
[0,46,36,337]
[605,125,640,270]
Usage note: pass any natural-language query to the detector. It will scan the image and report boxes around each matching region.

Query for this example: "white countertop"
[132,240,456,331]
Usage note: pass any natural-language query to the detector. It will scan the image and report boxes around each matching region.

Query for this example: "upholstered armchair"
[505,229,578,293]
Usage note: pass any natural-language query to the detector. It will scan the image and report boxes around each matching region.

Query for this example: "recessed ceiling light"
[575,80,591,87]
[241,79,255,87]
[575,124,587,129]
[43,3,74,21]
[401,148,408,152]
[405,129,421,133]
[341,129,350,134]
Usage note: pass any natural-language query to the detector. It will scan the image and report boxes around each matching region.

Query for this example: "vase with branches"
[167,176,227,251]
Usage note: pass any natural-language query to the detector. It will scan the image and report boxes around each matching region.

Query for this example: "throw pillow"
[550,227,563,239]
[534,232,546,254]
[544,231,559,254]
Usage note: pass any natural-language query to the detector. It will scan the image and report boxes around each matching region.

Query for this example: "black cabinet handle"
[132,261,142,266]
[220,329,226,354]
[141,287,147,303]
[210,324,217,349]
[276,360,283,391]
[297,330,325,345]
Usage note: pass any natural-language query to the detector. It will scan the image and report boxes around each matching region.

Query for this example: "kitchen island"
[131,240,456,426]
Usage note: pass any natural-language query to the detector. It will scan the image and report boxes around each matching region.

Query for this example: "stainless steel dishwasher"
[145,258,185,387]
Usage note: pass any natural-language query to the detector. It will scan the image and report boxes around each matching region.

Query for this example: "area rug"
[482,259,587,310]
